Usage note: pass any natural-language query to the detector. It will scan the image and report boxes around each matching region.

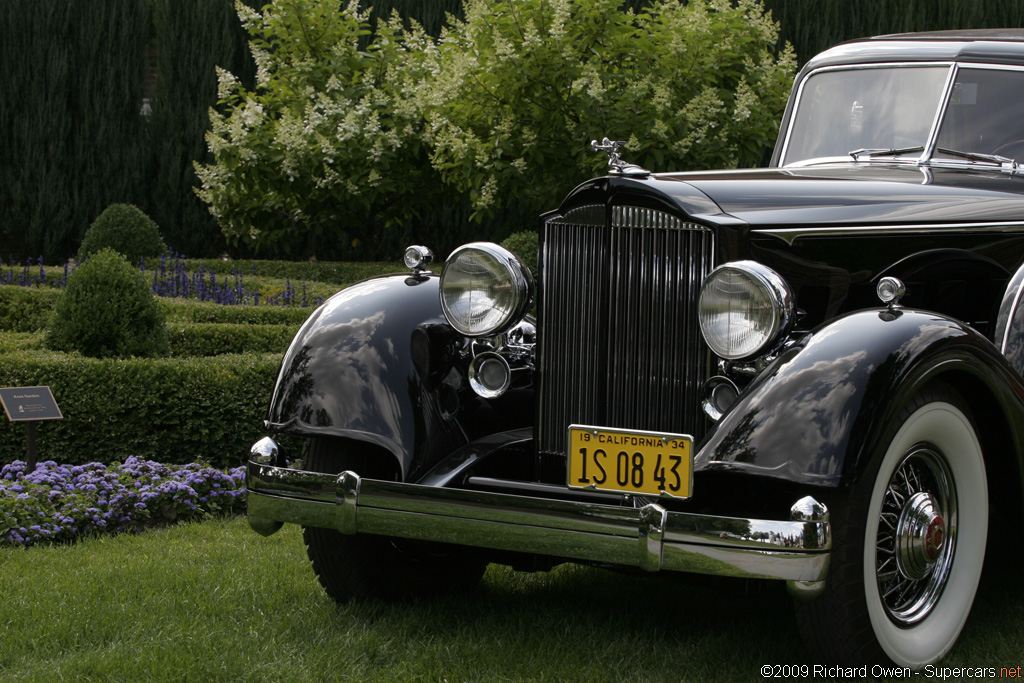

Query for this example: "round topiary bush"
[45,248,169,358]
[78,203,168,266]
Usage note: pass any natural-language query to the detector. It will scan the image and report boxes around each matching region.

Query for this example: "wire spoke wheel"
[795,382,988,668]
[874,447,956,625]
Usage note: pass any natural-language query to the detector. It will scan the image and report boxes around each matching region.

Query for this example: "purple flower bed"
[147,252,321,307]
[0,253,322,308]
[0,457,246,548]
[0,256,62,288]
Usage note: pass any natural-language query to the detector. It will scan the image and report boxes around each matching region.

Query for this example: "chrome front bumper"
[247,446,832,599]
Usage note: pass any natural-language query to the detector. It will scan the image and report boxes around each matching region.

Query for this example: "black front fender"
[265,273,533,480]
[696,308,1024,487]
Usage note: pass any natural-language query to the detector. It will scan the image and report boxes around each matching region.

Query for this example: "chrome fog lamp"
[440,242,533,337]
[877,276,906,307]
[403,245,433,273]
[468,351,512,398]
[698,261,794,360]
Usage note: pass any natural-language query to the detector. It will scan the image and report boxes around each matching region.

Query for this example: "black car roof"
[869,29,1024,42]
[802,29,1024,72]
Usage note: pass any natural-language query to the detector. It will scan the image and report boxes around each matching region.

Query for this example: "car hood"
[631,163,1024,228]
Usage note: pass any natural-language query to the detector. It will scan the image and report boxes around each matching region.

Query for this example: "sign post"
[0,386,63,470]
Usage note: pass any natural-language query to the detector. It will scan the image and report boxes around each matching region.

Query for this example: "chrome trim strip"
[998,266,1024,354]
[247,460,830,583]
[953,62,1024,74]
[465,476,624,502]
[922,63,960,161]
[756,221,1024,246]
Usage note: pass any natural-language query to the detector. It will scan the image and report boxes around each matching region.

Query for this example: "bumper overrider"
[246,437,831,599]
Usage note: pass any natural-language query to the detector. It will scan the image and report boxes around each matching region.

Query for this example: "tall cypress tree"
[764,0,1024,66]
[146,0,263,258]
[0,2,74,262]
[0,0,149,264]
[66,0,150,260]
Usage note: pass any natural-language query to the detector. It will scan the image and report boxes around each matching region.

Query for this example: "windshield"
[781,66,949,165]
[781,64,1024,167]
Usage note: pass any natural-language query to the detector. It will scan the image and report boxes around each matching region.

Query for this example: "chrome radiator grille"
[537,204,715,456]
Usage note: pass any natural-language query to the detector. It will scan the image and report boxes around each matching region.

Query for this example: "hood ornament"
[591,137,650,177]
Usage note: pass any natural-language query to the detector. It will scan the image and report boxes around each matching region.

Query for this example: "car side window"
[935,67,1024,159]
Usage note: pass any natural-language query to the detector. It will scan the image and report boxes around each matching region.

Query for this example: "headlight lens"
[698,261,794,360]
[440,243,533,336]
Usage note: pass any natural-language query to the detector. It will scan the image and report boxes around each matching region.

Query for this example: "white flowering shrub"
[197,0,795,253]
[195,0,438,257]
[425,0,796,218]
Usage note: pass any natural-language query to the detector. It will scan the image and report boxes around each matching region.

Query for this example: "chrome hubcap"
[876,447,956,625]
[895,492,945,580]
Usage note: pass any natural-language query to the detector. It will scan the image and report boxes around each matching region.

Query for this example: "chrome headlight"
[440,243,533,337]
[698,261,794,360]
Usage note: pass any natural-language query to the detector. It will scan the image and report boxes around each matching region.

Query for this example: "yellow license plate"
[567,425,693,499]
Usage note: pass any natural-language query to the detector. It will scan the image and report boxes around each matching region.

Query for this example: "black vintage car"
[246,30,1024,668]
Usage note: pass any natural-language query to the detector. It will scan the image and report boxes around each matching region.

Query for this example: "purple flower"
[1,457,247,548]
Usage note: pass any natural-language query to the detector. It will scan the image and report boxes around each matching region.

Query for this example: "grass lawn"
[1,518,1022,682]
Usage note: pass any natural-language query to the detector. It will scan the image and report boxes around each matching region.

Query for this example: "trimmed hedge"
[158,298,313,325]
[0,349,281,469]
[2,320,297,358]
[0,269,338,468]
[184,259,400,286]
[1,285,316,331]
[0,331,44,354]
[167,322,298,357]
[0,286,61,332]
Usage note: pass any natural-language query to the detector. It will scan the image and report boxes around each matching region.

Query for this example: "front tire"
[301,437,487,603]
[797,383,988,667]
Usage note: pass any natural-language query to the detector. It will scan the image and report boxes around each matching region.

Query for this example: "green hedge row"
[0,285,318,331]
[166,322,298,357]
[185,259,400,286]
[159,298,313,325]
[1,324,298,359]
[0,286,60,332]
[0,349,282,469]
[0,290,307,467]
[0,332,44,354]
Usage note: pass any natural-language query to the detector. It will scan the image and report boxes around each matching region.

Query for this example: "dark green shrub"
[501,231,539,280]
[78,204,168,265]
[45,249,168,358]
